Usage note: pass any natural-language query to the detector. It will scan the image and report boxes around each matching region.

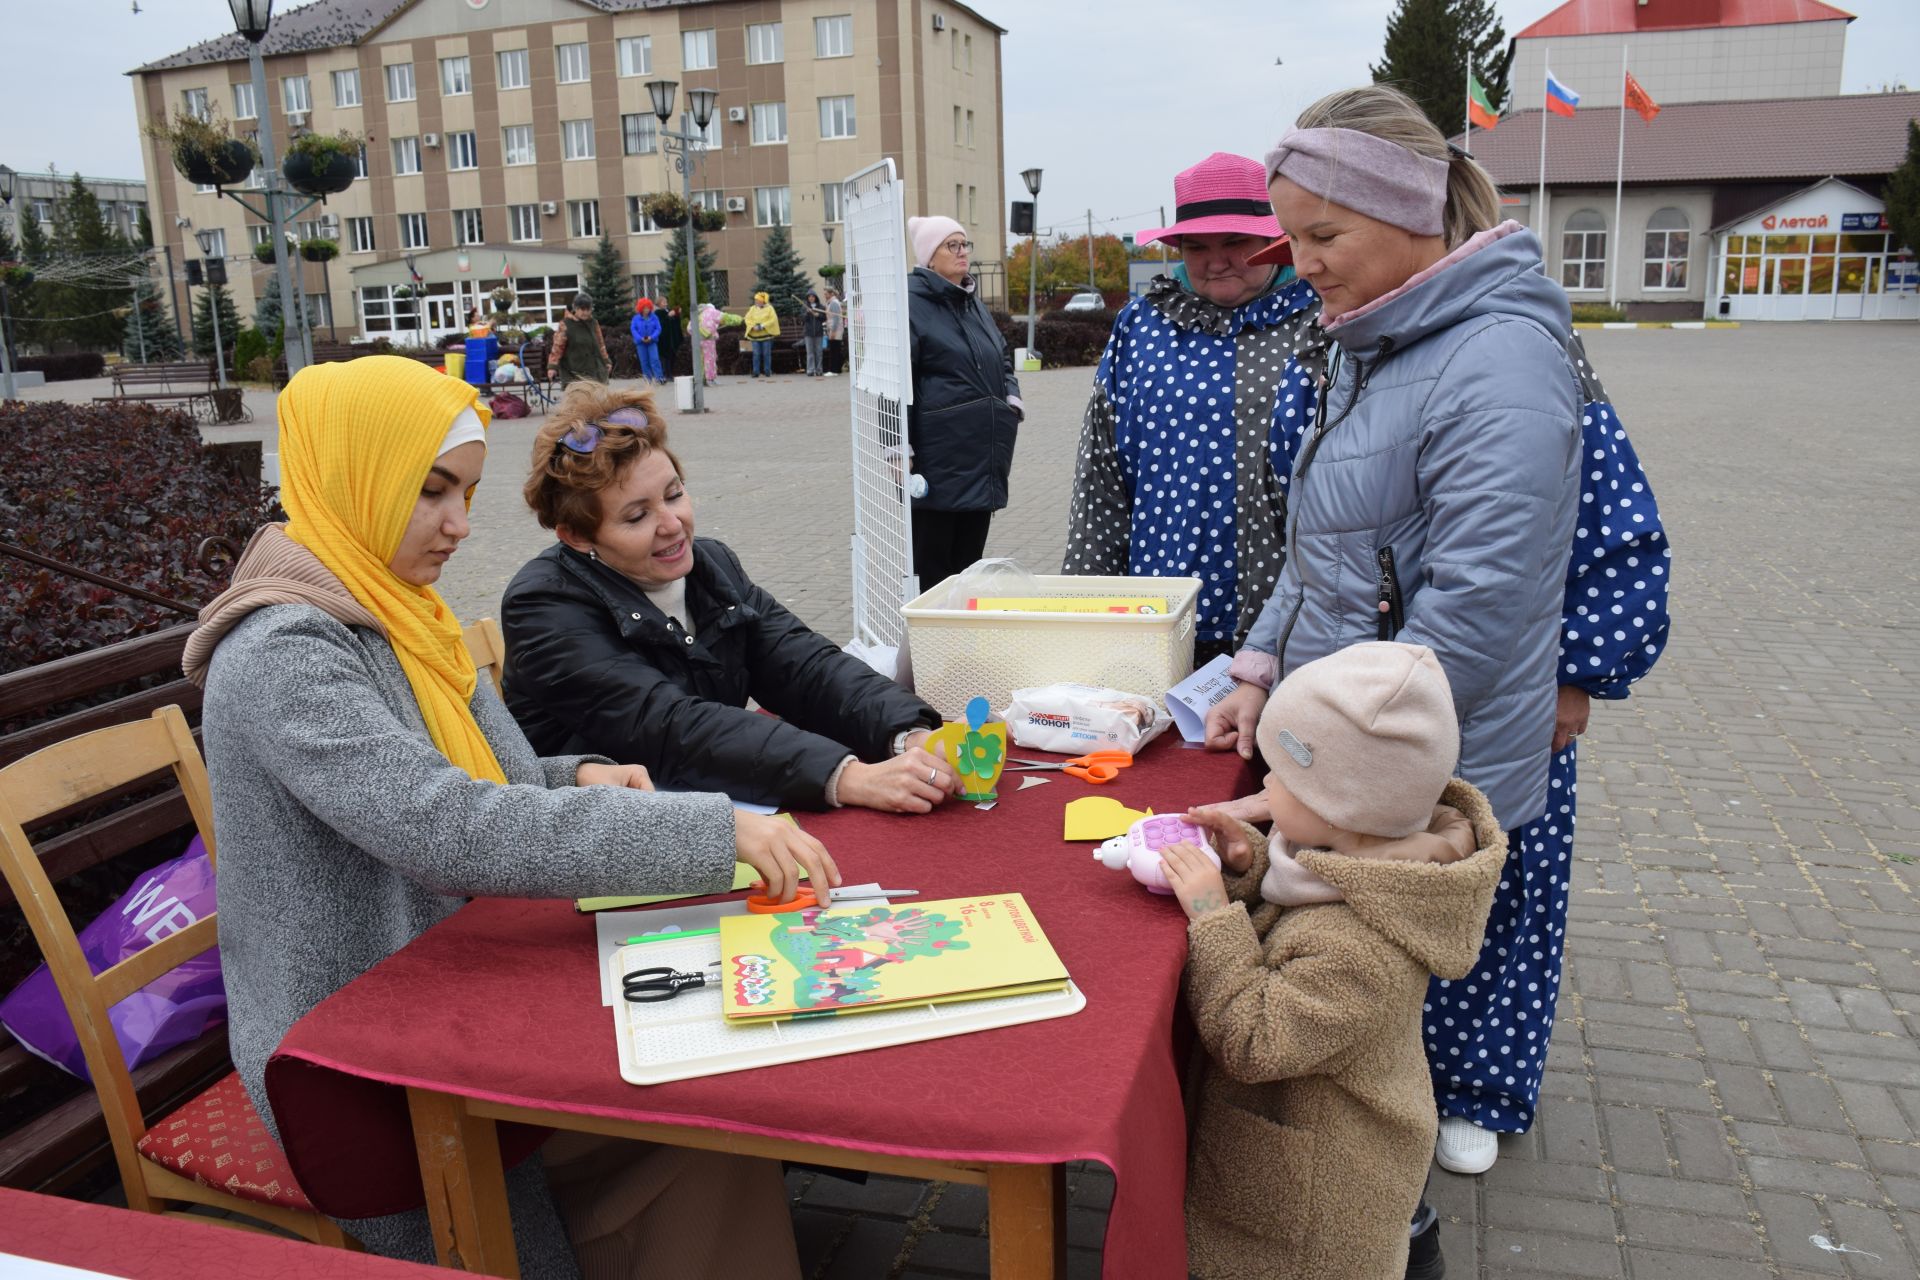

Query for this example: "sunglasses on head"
[556,407,651,456]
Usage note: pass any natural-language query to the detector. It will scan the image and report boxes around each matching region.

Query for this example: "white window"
[332,69,360,108]
[232,81,256,119]
[454,208,485,245]
[1642,207,1690,291]
[182,88,210,120]
[502,125,535,166]
[821,181,845,223]
[391,136,421,176]
[243,133,267,187]
[965,33,973,71]
[965,109,975,147]
[447,130,478,170]
[282,75,311,114]
[818,95,856,139]
[510,204,541,242]
[351,145,368,178]
[497,49,530,91]
[569,199,601,238]
[814,15,852,58]
[384,62,415,102]
[682,29,717,70]
[747,22,783,64]
[969,185,977,223]
[296,219,325,240]
[627,196,659,234]
[633,272,663,299]
[952,28,961,68]
[440,57,471,96]
[556,42,591,84]
[681,112,720,150]
[347,215,375,253]
[562,119,595,160]
[751,102,787,145]
[955,184,963,217]
[1561,209,1607,291]
[617,36,651,77]
[399,211,429,249]
[200,227,227,258]
[247,224,272,249]
[691,189,724,211]
[754,185,791,228]
[621,113,657,156]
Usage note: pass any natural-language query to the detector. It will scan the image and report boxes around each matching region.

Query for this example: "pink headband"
[1264,127,1449,237]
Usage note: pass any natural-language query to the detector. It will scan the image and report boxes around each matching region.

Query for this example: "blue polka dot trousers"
[1425,743,1576,1133]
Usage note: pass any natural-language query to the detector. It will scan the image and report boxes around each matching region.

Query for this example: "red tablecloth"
[267,736,1257,1280]
[0,1186,445,1278]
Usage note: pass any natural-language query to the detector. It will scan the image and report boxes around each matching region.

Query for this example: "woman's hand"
[735,812,841,905]
[837,748,961,814]
[1203,681,1267,759]
[577,762,653,791]
[1553,685,1591,754]
[1161,842,1231,920]
[1183,805,1259,874]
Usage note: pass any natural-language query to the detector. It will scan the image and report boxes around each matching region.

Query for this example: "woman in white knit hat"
[904,215,1023,591]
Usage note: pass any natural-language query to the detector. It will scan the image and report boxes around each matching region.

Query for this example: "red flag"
[1624,72,1661,124]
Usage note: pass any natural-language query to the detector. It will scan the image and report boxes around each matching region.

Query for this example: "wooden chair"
[0,706,355,1248]
[462,617,507,697]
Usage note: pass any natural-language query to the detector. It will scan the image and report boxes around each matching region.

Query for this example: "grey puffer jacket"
[1237,223,1580,831]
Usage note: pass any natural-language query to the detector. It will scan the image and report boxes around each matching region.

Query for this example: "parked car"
[1062,291,1105,313]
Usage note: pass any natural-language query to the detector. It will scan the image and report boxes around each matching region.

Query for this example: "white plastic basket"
[901,574,1200,720]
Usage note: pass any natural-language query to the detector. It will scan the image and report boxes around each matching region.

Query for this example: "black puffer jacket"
[502,538,940,810]
[907,267,1023,512]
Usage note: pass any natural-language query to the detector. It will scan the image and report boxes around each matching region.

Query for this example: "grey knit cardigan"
[201,605,738,1270]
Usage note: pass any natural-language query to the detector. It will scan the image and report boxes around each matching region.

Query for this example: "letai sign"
[1761,213,1828,231]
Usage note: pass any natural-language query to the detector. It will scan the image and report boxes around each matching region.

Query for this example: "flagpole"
[1611,46,1628,307]
[1465,52,1473,155]
[1537,48,1550,243]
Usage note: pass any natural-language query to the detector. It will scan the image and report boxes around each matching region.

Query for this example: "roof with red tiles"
[1514,0,1856,41]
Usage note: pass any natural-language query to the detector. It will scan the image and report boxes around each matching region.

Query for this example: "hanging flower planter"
[147,107,257,187]
[489,285,517,312]
[693,207,727,233]
[282,130,362,197]
[300,238,339,263]
[642,192,689,228]
[253,241,280,264]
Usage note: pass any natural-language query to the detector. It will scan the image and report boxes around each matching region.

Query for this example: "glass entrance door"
[1834,257,1869,319]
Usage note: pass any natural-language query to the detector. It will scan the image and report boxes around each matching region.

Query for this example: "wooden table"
[267,739,1256,1279]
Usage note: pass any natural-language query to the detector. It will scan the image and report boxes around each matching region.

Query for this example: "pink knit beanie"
[1256,642,1459,838]
[909,215,966,268]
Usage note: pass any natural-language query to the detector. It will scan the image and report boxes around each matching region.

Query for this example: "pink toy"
[1094,814,1219,895]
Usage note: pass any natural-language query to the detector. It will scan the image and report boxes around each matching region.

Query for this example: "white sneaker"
[1434,1117,1498,1174]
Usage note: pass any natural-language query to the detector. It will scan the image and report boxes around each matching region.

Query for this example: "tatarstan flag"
[1624,71,1661,124]
[1468,73,1499,130]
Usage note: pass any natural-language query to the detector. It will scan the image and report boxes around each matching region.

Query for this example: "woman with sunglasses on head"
[185,356,831,1274]
[501,383,959,815]
[904,216,1023,591]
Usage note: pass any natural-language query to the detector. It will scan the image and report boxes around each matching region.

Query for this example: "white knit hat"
[1255,642,1460,838]
[908,215,966,268]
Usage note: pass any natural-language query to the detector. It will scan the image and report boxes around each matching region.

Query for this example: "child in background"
[1162,642,1506,1280]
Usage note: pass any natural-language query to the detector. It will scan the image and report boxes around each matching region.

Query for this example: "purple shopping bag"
[0,836,226,1082]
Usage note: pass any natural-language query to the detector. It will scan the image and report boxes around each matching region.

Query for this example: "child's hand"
[1183,806,1257,874]
[1162,842,1230,920]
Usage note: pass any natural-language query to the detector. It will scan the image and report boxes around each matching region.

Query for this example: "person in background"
[1063,152,1323,662]
[824,288,845,377]
[694,303,739,387]
[185,355,832,1275]
[549,292,610,389]
[659,305,684,379]
[801,290,827,378]
[503,384,960,814]
[743,292,780,380]
[630,298,664,384]
[905,215,1022,591]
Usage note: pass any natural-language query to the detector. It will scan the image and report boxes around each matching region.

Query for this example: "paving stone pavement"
[171,324,1918,1278]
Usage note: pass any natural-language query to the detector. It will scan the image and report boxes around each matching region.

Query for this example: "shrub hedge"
[0,400,282,675]
[18,353,107,382]
[988,308,1117,368]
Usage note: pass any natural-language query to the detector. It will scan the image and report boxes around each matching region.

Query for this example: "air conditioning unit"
[422,132,441,148]
[932,13,946,30]
[727,106,747,123]
[540,201,558,215]
[288,111,309,128]
[724,196,747,213]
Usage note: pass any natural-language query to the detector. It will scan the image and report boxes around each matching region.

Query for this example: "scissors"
[744,882,819,914]
[623,961,721,1003]
[1002,750,1134,784]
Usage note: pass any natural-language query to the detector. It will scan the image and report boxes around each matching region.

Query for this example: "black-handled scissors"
[623,961,722,1003]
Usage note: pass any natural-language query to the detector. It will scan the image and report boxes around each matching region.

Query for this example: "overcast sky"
[7,0,1917,246]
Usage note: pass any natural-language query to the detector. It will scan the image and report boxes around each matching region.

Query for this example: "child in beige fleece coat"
[1161,642,1507,1280]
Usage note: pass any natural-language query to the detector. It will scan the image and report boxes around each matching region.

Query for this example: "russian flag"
[1545,71,1580,117]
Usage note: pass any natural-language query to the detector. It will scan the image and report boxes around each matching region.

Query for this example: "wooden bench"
[271,342,366,388]
[0,624,231,1197]
[94,363,220,421]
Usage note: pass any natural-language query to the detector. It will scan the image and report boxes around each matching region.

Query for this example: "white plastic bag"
[1001,682,1172,754]
[938,557,1040,609]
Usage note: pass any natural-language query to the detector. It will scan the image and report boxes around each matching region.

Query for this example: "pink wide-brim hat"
[1137,152,1285,247]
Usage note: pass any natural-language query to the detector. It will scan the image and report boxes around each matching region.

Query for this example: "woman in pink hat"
[1062,152,1324,662]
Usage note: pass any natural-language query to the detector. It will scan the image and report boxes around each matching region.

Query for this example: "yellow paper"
[718,893,1068,1021]
[577,822,803,912]
[926,720,1008,800]
[968,595,1169,615]
[1063,795,1152,841]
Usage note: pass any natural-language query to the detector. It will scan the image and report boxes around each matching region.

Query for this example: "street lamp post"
[0,166,17,401]
[227,0,312,376]
[645,80,719,413]
[1021,167,1043,360]
[195,229,230,388]
[823,223,834,270]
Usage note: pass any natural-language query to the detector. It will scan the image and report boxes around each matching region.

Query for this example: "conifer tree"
[1887,120,1920,259]
[191,282,241,361]
[663,223,718,314]
[1370,0,1511,139]
[582,232,634,336]
[751,225,811,314]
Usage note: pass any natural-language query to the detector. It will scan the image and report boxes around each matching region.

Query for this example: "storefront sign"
[1761,213,1828,231]
[1742,264,1760,289]
[1842,212,1890,231]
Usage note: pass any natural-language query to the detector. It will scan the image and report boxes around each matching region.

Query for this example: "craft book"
[717,894,1069,1022]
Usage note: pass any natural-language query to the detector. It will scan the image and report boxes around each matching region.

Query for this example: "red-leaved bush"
[0,400,281,675]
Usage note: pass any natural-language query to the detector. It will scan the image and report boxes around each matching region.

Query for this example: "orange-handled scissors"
[1003,750,1134,784]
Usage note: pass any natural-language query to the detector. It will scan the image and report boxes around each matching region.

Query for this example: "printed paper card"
[718,893,1068,1021]
[1164,653,1237,743]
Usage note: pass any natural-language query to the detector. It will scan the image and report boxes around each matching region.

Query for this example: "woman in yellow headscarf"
[186,355,832,1274]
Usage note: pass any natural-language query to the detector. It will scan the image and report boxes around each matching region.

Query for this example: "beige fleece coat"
[1184,780,1507,1280]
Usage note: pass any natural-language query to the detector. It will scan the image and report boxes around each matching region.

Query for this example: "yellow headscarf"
[278,355,507,784]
